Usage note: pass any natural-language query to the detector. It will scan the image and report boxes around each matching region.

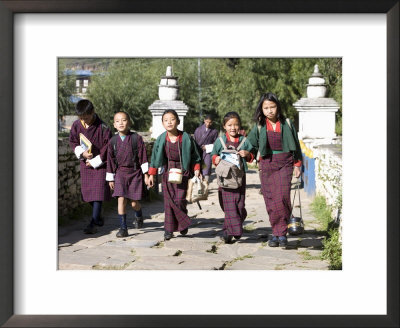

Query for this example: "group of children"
[69,92,302,247]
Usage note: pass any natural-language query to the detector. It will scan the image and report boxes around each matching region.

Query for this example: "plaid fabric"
[217,138,247,237]
[69,116,111,202]
[162,140,191,232]
[194,124,218,176]
[267,130,283,150]
[260,151,293,236]
[202,152,212,176]
[107,133,147,200]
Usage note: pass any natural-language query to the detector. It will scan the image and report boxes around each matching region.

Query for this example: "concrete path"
[58,168,329,270]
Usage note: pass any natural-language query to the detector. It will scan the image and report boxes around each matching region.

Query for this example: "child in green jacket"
[147,110,201,241]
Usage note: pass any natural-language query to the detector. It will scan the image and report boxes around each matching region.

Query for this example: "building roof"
[64,69,94,77]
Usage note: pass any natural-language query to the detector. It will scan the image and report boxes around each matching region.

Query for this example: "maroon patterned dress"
[259,128,293,237]
[107,132,148,200]
[69,116,111,202]
[162,139,191,233]
[217,138,247,237]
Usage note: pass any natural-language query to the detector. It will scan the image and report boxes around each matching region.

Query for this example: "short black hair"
[114,111,131,122]
[222,111,241,127]
[162,109,180,125]
[204,114,213,121]
[75,99,94,116]
[253,92,286,125]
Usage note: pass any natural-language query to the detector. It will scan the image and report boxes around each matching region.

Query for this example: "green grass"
[152,241,165,248]
[310,195,342,270]
[206,245,218,253]
[92,262,131,270]
[298,250,322,261]
[274,264,285,270]
[310,195,333,231]
[322,229,342,270]
[243,224,256,232]
[219,254,254,270]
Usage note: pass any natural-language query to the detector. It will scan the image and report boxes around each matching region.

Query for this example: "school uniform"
[106,132,149,200]
[148,131,201,233]
[247,119,302,237]
[69,115,112,202]
[211,133,254,237]
[193,124,219,176]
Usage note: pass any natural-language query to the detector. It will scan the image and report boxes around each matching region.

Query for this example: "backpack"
[110,131,138,170]
[215,136,247,189]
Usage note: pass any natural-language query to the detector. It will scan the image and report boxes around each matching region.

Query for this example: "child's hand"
[194,169,200,177]
[109,181,115,190]
[293,166,301,178]
[214,156,221,165]
[147,175,154,188]
[82,150,93,160]
[85,160,92,167]
[238,150,249,158]
[144,174,149,187]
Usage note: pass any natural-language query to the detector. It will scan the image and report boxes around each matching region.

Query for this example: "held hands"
[214,156,221,166]
[294,166,301,178]
[109,181,115,190]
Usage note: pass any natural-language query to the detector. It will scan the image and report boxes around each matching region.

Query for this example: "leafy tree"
[58,60,75,117]
[69,57,341,135]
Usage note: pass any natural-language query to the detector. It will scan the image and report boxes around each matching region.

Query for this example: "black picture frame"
[0,1,398,327]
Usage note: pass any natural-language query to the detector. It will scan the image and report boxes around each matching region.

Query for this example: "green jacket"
[247,119,302,162]
[150,131,201,172]
[210,134,254,172]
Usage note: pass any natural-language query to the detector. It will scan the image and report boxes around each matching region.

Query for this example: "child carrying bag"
[186,176,208,203]
[215,136,247,189]
[167,139,183,184]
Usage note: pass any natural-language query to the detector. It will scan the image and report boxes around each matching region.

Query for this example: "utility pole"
[198,58,202,125]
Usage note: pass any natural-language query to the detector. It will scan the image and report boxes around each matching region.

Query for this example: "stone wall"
[58,137,82,218]
[313,143,342,210]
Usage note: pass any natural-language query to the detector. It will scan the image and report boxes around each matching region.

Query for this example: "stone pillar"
[293,65,339,144]
[148,66,189,139]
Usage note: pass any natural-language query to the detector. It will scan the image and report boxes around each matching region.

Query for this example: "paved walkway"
[58,168,329,270]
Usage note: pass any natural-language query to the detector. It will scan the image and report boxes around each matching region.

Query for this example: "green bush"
[322,228,342,270]
[311,195,342,270]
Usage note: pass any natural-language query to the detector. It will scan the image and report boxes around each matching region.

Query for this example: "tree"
[58,61,75,117]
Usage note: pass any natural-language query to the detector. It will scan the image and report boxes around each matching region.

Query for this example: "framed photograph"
[1,1,398,327]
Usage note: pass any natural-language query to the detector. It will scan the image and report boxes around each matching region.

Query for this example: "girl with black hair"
[147,110,201,241]
[247,93,302,247]
[211,111,254,243]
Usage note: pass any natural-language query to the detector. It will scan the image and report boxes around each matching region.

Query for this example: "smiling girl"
[106,111,149,238]
[211,111,254,243]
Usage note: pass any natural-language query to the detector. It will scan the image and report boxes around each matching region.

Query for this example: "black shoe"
[268,236,279,247]
[94,217,104,227]
[164,231,173,240]
[83,224,97,234]
[234,235,242,240]
[116,228,128,238]
[221,231,233,244]
[133,217,143,229]
[278,236,288,247]
[180,228,188,236]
